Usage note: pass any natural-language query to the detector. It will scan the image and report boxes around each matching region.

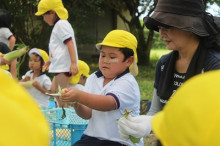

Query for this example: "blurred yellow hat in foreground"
[0,70,50,146]
[152,70,220,146]
[69,60,90,84]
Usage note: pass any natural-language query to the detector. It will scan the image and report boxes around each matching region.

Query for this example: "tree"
[0,0,104,76]
[103,0,156,65]
[102,0,220,65]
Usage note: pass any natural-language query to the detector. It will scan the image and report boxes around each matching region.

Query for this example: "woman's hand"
[118,115,153,140]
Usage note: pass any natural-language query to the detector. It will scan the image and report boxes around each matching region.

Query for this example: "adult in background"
[0,42,17,79]
[0,9,16,50]
[118,0,220,140]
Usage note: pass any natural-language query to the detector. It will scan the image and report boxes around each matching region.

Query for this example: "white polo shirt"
[22,70,52,108]
[0,28,13,46]
[48,20,78,73]
[84,69,142,146]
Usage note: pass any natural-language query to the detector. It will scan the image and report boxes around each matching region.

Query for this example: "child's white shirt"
[83,70,142,146]
[48,20,78,73]
[22,70,52,108]
[0,27,13,47]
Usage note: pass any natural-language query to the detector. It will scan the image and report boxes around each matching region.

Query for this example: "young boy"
[61,30,141,146]
[35,0,78,107]
[21,48,52,108]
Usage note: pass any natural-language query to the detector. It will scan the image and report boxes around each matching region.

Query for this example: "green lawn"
[137,49,171,100]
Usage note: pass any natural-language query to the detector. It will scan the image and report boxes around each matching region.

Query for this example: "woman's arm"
[147,88,163,116]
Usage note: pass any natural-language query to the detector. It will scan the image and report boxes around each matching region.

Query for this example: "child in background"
[0,42,17,79]
[68,60,90,109]
[35,0,78,108]
[60,30,142,146]
[68,60,90,91]
[21,48,52,109]
[0,9,16,50]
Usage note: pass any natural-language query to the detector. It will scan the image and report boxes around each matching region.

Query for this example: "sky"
[207,3,220,16]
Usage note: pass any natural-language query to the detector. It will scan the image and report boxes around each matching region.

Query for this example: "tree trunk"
[145,30,154,64]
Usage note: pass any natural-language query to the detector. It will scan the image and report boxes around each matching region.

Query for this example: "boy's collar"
[95,68,130,80]
[53,18,60,25]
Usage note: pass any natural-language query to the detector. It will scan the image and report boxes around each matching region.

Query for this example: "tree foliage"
[0,0,219,70]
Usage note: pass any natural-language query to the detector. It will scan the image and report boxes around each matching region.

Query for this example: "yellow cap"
[69,60,90,84]
[29,48,49,63]
[152,70,220,146]
[0,70,50,146]
[0,52,9,70]
[35,0,68,20]
[96,30,138,76]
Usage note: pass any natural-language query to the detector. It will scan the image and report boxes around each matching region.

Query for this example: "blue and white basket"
[42,108,88,146]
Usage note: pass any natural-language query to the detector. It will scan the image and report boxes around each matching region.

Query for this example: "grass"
[137,49,171,101]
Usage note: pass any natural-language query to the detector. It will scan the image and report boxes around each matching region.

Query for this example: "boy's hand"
[118,115,153,139]
[42,61,51,72]
[60,87,78,102]
[70,63,78,76]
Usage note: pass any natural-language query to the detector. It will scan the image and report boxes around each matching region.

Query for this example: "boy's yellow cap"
[152,70,220,146]
[0,52,9,70]
[0,70,50,146]
[35,0,68,20]
[96,30,138,76]
[69,60,90,84]
[29,48,49,63]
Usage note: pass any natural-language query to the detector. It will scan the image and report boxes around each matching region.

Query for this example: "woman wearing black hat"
[118,0,220,142]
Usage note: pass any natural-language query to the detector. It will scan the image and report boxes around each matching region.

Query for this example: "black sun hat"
[144,0,219,37]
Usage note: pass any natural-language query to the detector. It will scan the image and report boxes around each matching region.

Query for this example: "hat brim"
[69,73,81,84]
[35,11,46,16]
[144,11,209,36]
[29,48,42,58]
[96,42,126,50]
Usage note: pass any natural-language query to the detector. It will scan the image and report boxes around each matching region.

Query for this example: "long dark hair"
[0,9,11,28]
